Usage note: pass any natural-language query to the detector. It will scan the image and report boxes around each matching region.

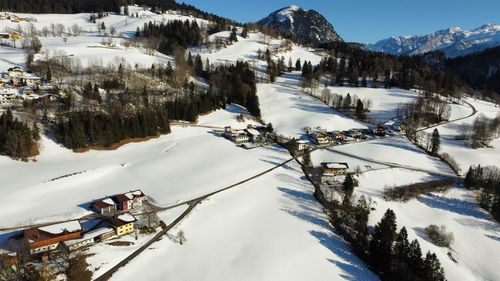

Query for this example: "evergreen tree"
[353,195,370,249]
[241,25,248,38]
[229,27,238,42]
[369,209,397,275]
[431,128,441,156]
[463,167,474,188]
[302,148,312,167]
[187,52,193,67]
[295,58,301,71]
[491,185,500,222]
[423,252,446,281]
[392,227,411,280]
[408,239,424,280]
[46,67,52,82]
[343,93,352,108]
[342,174,354,204]
[355,99,365,119]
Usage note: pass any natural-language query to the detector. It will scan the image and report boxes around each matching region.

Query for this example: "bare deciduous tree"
[71,23,82,36]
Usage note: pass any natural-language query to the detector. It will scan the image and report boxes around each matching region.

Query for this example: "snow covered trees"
[464,165,500,222]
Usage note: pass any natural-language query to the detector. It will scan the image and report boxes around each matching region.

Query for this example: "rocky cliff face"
[257,5,342,45]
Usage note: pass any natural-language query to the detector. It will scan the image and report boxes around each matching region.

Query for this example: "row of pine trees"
[0,110,39,159]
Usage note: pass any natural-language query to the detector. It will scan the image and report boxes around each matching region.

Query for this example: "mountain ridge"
[366,24,500,57]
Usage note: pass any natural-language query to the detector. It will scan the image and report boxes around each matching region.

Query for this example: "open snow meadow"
[0,3,499,281]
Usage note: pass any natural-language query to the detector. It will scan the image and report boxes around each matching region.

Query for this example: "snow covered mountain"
[257,5,342,45]
[367,24,500,57]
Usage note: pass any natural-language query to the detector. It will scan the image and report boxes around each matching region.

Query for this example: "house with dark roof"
[113,190,146,211]
[106,213,137,236]
[91,198,117,215]
[320,162,349,184]
[23,221,82,255]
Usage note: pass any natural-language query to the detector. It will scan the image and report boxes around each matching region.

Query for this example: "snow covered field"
[109,159,378,281]
[328,136,454,175]
[0,6,499,281]
[353,168,500,281]
[196,103,261,128]
[192,32,278,67]
[274,44,323,66]
[0,6,213,69]
[327,86,420,122]
[0,46,27,70]
[424,97,500,171]
[257,81,366,138]
[0,107,286,228]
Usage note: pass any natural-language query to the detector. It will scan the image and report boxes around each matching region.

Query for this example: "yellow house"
[0,32,23,40]
[8,15,20,22]
[107,213,136,236]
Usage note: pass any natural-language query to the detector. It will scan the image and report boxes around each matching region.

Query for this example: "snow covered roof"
[245,128,260,136]
[117,213,136,223]
[38,220,82,235]
[321,162,349,170]
[64,227,114,246]
[124,190,144,200]
[0,88,19,95]
[93,198,116,208]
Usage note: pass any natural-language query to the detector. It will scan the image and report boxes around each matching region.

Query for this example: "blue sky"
[177,0,500,43]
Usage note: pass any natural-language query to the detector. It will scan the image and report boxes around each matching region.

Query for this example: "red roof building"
[24,221,82,255]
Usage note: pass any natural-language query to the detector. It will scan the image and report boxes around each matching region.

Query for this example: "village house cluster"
[221,124,271,148]
[14,190,148,260]
[0,14,31,23]
[307,121,406,146]
[0,66,55,107]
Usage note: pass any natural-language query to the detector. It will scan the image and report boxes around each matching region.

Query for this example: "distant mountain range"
[366,24,500,57]
[257,5,342,45]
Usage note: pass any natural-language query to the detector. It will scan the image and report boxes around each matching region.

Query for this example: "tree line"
[54,86,228,149]
[0,0,122,13]
[446,46,500,102]
[313,174,446,281]
[0,109,39,159]
[137,20,202,55]
[207,61,261,117]
[55,106,170,149]
[457,114,500,149]
[464,165,500,222]
[295,41,465,98]
[53,60,259,149]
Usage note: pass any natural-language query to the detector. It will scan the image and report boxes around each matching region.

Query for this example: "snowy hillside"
[0,5,499,281]
[108,159,379,281]
[0,6,213,68]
